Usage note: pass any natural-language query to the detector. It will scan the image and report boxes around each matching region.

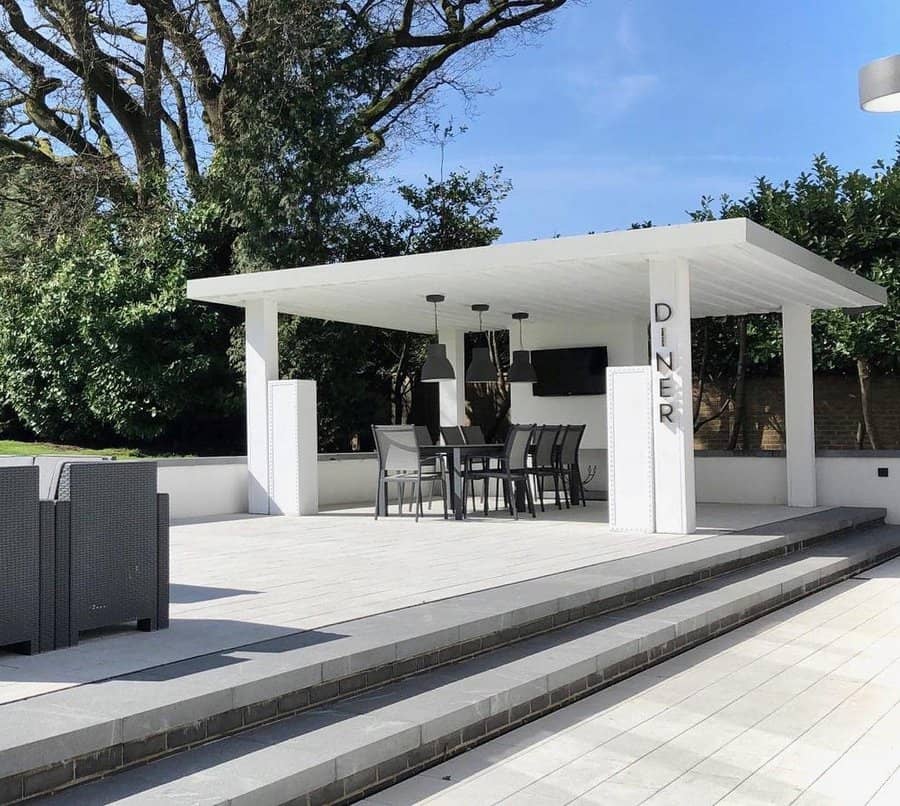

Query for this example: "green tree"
[0,187,240,451]
[277,166,511,451]
[691,152,900,449]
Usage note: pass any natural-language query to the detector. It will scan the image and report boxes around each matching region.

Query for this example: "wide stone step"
[0,507,884,804]
[29,521,900,806]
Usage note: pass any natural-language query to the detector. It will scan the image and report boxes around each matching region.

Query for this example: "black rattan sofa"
[0,457,169,653]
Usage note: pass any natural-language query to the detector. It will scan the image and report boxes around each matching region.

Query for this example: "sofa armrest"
[38,501,56,652]
[157,493,170,630]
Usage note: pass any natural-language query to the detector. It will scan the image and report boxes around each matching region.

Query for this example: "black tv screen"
[531,346,608,397]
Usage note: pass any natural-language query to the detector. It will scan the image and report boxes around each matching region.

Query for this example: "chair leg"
[509,478,519,520]
[577,466,587,506]
[374,473,381,520]
[537,475,546,513]
[553,472,562,510]
[560,468,571,508]
[414,477,421,522]
[442,476,449,520]
[524,477,536,518]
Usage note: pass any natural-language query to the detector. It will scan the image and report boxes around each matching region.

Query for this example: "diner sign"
[653,301,675,424]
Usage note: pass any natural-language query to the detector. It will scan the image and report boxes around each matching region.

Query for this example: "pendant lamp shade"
[508,349,538,383]
[420,294,455,382]
[467,346,498,383]
[507,312,538,383]
[421,343,455,382]
[859,54,900,112]
[465,304,499,383]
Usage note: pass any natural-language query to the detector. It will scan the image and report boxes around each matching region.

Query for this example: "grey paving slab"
[2,508,889,792]
[27,524,900,806]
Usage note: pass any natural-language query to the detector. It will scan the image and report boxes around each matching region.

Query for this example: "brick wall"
[694,374,900,451]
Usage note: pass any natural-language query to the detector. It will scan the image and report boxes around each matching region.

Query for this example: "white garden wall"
[817,453,900,524]
[695,455,787,506]
[157,454,378,520]
[157,451,900,526]
[157,457,248,520]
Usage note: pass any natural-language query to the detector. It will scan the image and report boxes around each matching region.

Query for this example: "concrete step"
[0,507,884,804]
[26,520,900,806]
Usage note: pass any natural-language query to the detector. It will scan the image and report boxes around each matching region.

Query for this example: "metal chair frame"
[372,425,448,522]
[462,424,536,520]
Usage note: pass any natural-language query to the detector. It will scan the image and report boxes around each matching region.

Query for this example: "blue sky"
[384,0,900,243]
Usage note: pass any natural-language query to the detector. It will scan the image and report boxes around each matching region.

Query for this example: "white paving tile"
[369,551,900,806]
[1,502,810,703]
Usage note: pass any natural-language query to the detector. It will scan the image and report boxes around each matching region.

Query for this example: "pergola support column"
[438,328,466,426]
[245,299,278,514]
[649,257,696,534]
[782,303,817,507]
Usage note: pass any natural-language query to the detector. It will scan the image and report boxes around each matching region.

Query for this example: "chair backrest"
[559,424,586,465]
[372,425,421,472]
[533,425,562,467]
[414,425,434,446]
[440,426,466,445]
[504,424,535,471]
[462,425,485,445]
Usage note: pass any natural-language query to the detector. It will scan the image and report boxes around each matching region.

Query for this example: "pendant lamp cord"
[433,301,439,339]
[518,317,525,350]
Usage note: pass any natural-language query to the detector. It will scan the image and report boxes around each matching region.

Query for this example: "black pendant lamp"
[508,312,538,383]
[420,294,456,382]
[465,303,499,383]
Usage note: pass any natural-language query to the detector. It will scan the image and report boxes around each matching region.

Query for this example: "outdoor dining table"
[420,443,504,520]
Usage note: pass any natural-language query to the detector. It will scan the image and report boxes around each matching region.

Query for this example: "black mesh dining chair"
[372,425,448,521]
[415,425,444,510]
[462,425,486,444]
[527,425,565,511]
[462,424,536,520]
[440,426,466,446]
[558,424,587,507]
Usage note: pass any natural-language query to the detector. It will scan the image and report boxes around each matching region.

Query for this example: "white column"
[438,328,466,425]
[268,380,318,516]
[649,257,696,534]
[782,303,817,507]
[245,299,278,514]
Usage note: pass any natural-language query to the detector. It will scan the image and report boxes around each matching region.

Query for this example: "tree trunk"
[391,338,410,424]
[727,316,748,452]
[857,357,879,450]
[693,319,709,429]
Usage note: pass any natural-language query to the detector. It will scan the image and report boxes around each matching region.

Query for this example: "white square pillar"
[245,299,278,514]
[782,303,817,507]
[649,257,696,534]
[268,380,318,515]
[438,328,466,426]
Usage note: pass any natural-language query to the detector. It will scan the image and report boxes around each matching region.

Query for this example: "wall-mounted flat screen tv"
[531,346,608,397]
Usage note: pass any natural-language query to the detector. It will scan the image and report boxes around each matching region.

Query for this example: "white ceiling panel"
[187,219,887,333]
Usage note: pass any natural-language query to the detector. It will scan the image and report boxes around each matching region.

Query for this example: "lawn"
[0,440,145,458]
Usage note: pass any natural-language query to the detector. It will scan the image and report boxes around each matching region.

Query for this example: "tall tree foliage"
[0,0,565,193]
[691,152,900,449]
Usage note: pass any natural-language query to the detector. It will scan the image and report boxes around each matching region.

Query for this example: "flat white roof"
[187,219,887,333]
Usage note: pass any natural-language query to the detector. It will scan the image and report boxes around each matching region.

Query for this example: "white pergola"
[187,218,887,532]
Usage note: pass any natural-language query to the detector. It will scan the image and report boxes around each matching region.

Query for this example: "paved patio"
[0,502,820,704]
[361,555,900,806]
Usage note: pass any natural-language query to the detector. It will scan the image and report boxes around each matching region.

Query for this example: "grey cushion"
[35,456,112,500]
